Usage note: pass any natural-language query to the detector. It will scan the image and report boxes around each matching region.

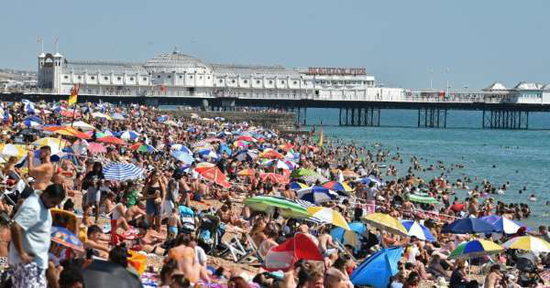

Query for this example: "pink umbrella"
[88,142,107,154]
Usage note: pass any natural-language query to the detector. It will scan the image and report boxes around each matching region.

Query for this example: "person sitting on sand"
[84,225,110,259]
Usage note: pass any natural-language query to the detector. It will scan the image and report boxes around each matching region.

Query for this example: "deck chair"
[237,233,264,265]
[334,239,357,262]
[219,235,249,262]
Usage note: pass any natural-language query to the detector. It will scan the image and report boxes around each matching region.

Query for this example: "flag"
[68,85,79,105]
[318,124,323,147]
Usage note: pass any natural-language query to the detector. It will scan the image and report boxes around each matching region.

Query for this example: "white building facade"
[37,50,406,101]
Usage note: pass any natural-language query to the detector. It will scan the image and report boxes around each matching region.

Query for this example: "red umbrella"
[260,173,289,185]
[264,233,323,271]
[88,142,107,154]
[260,150,283,159]
[237,135,256,142]
[59,110,81,118]
[96,136,127,145]
[195,166,231,188]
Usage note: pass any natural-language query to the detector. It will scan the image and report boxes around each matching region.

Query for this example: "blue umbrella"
[103,162,145,181]
[480,215,528,234]
[219,144,232,156]
[297,186,338,204]
[357,176,383,186]
[119,131,140,141]
[331,222,368,249]
[442,218,497,234]
[197,149,218,159]
[351,247,403,288]
[400,220,436,242]
[171,150,195,164]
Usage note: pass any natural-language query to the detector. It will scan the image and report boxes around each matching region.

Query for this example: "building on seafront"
[37,48,407,101]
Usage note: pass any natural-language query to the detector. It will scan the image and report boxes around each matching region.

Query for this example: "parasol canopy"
[449,239,504,259]
[400,220,436,242]
[308,206,350,230]
[264,233,323,272]
[442,218,497,234]
[502,236,550,253]
[195,166,231,188]
[0,144,27,158]
[244,196,310,220]
[480,215,527,235]
[96,136,127,145]
[323,181,353,193]
[103,162,145,181]
[363,213,408,237]
[260,173,289,185]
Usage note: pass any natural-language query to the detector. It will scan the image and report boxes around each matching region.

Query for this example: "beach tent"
[264,233,323,271]
[351,247,403,288]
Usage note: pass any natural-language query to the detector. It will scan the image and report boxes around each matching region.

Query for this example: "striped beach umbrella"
[0,144,27,158]
[323,181,353,193]
[308,207,350,230]
[103,162,145,181]
[481,215,527,235]
[400,220,436,242]
[363,213,408,237]
[289,182,309,191]
[449,239,504,259]
[297,186,338,204]
[503,236,550,253]
[119,131,140,141]
[245,196,310,220]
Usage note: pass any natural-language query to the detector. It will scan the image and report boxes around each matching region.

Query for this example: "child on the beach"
[167,207,181,240]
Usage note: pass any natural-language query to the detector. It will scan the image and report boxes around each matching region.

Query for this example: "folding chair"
[219,235,249,262]
[237,233,264,265]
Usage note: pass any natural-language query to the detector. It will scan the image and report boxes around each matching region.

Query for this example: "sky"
[2,0,550,89]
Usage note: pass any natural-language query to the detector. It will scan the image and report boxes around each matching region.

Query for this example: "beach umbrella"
[308,207,350,230]
[400,220,437,242]
[87,142,107,154]
[195,162,216,169]
[170,144,192,154]
[260,149,284,159]
[358,176,383,187]
[264,233,323,272]
[237,135,256,142]
[119,131,140,141]
[83,260,143,288]
[111,112,125,120]
[0,144,27,158]
[351,247,403,288]
[278,143,294,152]
[291,168,327,183]
[70,121,96,131]
[195,166,231,188]
[103,162,145,181]
[260,173,290,185]
[96,136,126,145]
[442,218,497,234]
[480,215,526,235]
[323,181,353,193]
[32,137,69,154]
[244,196,310,220]
[22,119,41,128]
[363,213,408,237]
[51,226,84,252]
[197,149,218,159]
[233,149,257,161]
[59,109,81,118]
[219,144,232,156]
[449,239,504,259]
[129,143,156,153]
[233,140,249,148]
[91,112,112,120]
[204,137,223,143]
[289,181,309,191]
[171,150,194,164]
[331,222,368,249]
[297,186,338,204]
[164,120,179,127]
[502,236,550,253]
[237,168,255,177]
[43,126,91,139]
[408,193,439,205]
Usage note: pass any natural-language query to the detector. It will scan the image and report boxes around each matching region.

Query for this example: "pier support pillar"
[418,107,447,128]
[482,109,529,129]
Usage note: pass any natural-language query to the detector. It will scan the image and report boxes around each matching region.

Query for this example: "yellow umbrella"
[32,137,69,154]
[308,207,350,230]
[91,112,112,120]
[503,236,550,253]
[363,213,408,237]
[0,144,27,158]
[195,162,216,169]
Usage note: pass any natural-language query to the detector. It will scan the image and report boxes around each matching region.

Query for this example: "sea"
[305,108,550,227]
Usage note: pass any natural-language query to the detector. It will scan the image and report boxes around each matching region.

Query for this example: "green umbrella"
[408,193,439,205]
[244,196,310,219]
[291,168,327,183]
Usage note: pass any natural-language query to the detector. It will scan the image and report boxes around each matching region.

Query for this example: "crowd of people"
[0,99,548,288]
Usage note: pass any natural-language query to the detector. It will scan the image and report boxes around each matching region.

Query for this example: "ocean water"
[305,108,550,227]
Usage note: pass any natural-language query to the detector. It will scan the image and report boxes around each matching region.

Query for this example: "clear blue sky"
[2,0,550,89]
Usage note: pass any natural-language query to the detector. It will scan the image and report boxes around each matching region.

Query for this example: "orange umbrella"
[96,136,127,145]
[260,173,289,185]
[237,168,256,177]
[278,143,294,152]
[43,126,91,139]
[260,150,283,159]
[195,166,231,188]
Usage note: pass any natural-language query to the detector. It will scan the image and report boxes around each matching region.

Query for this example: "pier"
[2,88,550,130]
